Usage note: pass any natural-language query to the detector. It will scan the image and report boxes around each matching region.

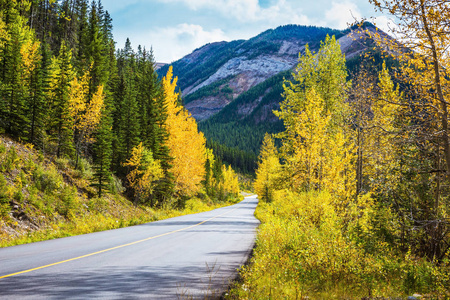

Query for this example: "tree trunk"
[420,1,450,184]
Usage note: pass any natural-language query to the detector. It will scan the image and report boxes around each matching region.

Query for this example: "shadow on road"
[0,264,238,299]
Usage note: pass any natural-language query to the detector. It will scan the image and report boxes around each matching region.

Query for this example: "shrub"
[109,175,125,194]
[231,190,416,299]
[55,157,70,171]
[32,164,62,194]
[56,185,79,219]
[1,147,20,172]
[0,174,10,218]
[74,157,93,179]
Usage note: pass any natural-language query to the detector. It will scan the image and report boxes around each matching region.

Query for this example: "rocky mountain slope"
[159,23,382,122]
[158,23,391,173]
[159,25,340,120]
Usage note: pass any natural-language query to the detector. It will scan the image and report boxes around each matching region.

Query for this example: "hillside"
[0,135,238,247]
[0,135,150,244]
[160,23,384,122]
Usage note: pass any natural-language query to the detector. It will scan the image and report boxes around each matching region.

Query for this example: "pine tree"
[91,100,112,198]
[75,0,89,70]
[87,0,107,95]
[26,39,47,145]
[48,40,75,157]
[0,2,36,139]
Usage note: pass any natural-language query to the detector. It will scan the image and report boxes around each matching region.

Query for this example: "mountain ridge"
[159,23,383,123]
[157,23,391,173]
[158,24,348,120]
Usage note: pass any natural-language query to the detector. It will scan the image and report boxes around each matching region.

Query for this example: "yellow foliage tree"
[78,84,104,142]
[369,0,450,184]
[124,142,164,205]
[274,35,356,204]
[0,17,9,54]
[254,134,281,202]
[276,86,356,202]
[363,63,402,195]
[219,164,240,198]
[19,26,40,83]
[69,69,104,165]
[162,66,206,196]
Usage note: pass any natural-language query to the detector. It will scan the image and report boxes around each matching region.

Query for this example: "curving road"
[0,196,259,299]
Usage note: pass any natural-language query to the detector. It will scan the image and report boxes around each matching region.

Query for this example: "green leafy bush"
[56,185,78,219]
[0,174,10,217]
[32,164,62,194]
[0,147,20,172]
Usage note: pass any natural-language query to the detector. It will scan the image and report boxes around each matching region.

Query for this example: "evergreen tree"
[0,2,30,139]
[48,40,75,157]
[87,0,107,95]
[91,101,112,197]
[26,40,47,145]
[75,0,89,70]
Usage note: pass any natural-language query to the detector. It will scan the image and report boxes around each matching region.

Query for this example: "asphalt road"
[0,196,259,299]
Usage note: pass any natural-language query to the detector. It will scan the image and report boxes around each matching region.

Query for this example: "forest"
[230,1,450,298]
[0,0,240,213]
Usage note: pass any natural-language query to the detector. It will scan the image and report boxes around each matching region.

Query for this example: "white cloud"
[109,0,385,62]
[143,24,229,63]
[324,1,362,29]
[158,0,310,25]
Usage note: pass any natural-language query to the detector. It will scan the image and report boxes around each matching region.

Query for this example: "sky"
[101,0,394,63]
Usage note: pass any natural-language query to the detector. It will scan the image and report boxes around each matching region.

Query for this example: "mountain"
[158,23,389,173]
[159,25,341,120]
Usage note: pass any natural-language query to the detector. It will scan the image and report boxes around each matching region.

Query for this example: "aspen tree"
[254,133,281,202]
[124,142,163,205]
[369,0,450,260]
[370,0,450,182]
[275,36,356,202]
[162,66,206,197]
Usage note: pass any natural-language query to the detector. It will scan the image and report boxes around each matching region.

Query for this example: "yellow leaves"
[219,165,240,197]
[124,143,163,203]
[254,134,281,202]
[162,66,181,116]
[357,62,402,195]
[69,69,103,144]
[20,34,40,79]
[69,73,89,121]
[375,62,401,133]
[78,85,104,143]
[272,35,356,205]
[0,17,9,51]
[280,87,354,199]
[162,67,206,196]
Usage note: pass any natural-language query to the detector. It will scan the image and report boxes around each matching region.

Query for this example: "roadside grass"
[226,190,450,299]
[0,137,241,248]
[0,197,235,248]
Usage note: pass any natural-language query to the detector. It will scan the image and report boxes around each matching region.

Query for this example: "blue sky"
[101,0,394,63]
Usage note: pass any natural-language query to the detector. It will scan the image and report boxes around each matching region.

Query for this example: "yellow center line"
[0,206,239,280]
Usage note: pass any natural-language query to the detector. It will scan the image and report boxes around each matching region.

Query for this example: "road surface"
[0,196,259,299]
